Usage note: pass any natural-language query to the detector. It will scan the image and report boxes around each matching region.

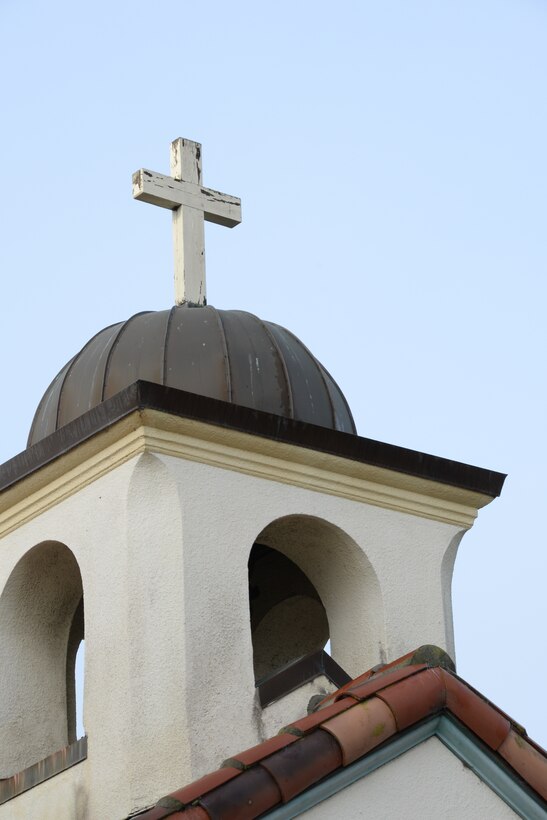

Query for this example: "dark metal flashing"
[0,736,87,805]
[257,650,352,709]
[0,381,506,498]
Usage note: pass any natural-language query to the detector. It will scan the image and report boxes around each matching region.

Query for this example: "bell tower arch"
[0,138,504,818]
[249,514,385,683]
[0,541,84,776]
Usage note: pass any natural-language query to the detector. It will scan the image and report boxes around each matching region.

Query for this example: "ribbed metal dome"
[28,304,356,446]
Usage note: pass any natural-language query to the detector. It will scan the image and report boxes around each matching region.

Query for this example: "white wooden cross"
[132,138,242,305]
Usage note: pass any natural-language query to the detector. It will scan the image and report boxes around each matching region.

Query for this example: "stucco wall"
[260,674,336,740]
[0,760,87,820]
[302,737,518,819]
[0,542,83,775]
[0,434,470,818]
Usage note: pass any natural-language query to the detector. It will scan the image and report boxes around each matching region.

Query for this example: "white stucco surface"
[302,736,518,819]
[0,423,480,818]
[0,761,87,820]
[0,541,83,775]
[260,674,336,740]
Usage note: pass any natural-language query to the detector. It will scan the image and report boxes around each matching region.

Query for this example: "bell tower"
[0,140,505,819]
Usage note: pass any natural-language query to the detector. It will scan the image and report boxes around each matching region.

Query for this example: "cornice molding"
[0,410,494,539]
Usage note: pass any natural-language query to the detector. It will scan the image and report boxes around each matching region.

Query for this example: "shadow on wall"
[249,543,330,681]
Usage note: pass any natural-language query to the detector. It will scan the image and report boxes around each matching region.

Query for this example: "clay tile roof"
[130,645,547,819]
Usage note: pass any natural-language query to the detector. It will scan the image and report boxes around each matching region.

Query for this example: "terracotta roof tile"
[376,667,445,730]
[499,729,547,801]
[166,766,241,807]
[325,644,455,706]
[131,646,547,819]
[336,663,429,703]
[199,765,280,819]
[321,696,397,765]
[259,729,342,802]
[440,668,511,751]
[280,695,356,737]
[135,800,193,820]
[223,733,297,770]
[167,809,209,820]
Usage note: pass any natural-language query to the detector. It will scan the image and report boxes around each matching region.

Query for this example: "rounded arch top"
[0,540,83,617]
[0,540,84,775]
[249,514,386,679]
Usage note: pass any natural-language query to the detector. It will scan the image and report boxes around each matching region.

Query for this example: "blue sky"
[1,1,546,747]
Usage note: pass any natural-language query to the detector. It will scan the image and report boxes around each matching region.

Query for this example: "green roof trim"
[264,716,546,820]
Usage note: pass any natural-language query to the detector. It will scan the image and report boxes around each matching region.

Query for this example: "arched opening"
[66,597,85,744]
[249,544,329,682]
[75,639,86,739]
[0,542,84,776]
[249,514,385,683]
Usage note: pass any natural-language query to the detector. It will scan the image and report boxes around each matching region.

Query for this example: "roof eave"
[0,380,506,499]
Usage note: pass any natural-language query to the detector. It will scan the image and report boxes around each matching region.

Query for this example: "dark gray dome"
[28,304,356,446]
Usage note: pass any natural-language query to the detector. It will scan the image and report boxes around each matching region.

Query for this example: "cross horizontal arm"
[132,169,242,228]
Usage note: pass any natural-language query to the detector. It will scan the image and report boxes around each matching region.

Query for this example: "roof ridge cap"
[128,650,547,818]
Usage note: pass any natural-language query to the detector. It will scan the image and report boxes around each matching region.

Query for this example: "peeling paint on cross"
[132,138,242,306]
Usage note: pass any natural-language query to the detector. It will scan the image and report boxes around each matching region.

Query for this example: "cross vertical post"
[170,138,206,305]
[132,139,242,306]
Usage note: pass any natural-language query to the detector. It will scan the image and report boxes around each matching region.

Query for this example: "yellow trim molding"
[0,409,495,538]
